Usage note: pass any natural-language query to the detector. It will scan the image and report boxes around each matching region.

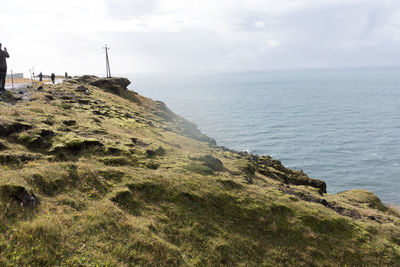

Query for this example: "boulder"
[89,77,131,91]
[0,184,39,208]
[247,155,327,193]
[75,85,90,95]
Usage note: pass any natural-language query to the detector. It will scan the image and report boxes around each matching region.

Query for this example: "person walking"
[39,72,43,82]
[0,43,10,92]
[50,73,55,85]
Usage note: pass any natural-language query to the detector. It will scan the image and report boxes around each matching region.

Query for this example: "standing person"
[0,43,10,91]
[38,72,43,82]
[50,73,55,85]
[65,72,68,79]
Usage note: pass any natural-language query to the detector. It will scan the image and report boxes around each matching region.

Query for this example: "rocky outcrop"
[180,119,217,145]
[89,77,131,90]
[151,101,217,145]
[1,76,399,266]
[0,120,33,137]
[0,184,39,208]
[243,153,327,193]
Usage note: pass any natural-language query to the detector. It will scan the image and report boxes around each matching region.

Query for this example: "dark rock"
[106,147,124,155]
[242,164,256,175]
[45,94,55,101]
[77,99,91,105]
[0,120,33,137]
[75,85,89,94]
[24,136,52,150]
[89,77,131,90]
[368,215,376,221]
[62,120,76,126]
[39,129,55,138]
[131,137,148,146]
[0,184,39,208]
[245,176,253,184]
[36,85,44,91]
[309,179,327,194]
[146,146,166,158]
[0,141,7,151]
[320,199,329,206]
[124,113,133,119]
[42,118,55,125]
[247,155,327,193]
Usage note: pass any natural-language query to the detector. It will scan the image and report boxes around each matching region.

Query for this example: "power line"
[103,44,111,78]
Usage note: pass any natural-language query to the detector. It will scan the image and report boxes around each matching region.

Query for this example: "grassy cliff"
[0,77,399,266]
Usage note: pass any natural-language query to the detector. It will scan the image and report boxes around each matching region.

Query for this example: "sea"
[127,68,400,205]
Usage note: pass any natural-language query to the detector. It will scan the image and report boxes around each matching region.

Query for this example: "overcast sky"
[2,0,400,76]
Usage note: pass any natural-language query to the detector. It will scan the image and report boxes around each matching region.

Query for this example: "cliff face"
[0,77,399,266]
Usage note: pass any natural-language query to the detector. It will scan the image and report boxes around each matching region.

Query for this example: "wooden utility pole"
[11,70,14,89]
[103,45,111,78]
[29,69,33,83]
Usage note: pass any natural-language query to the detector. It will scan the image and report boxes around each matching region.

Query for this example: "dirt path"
[1,84,33,102]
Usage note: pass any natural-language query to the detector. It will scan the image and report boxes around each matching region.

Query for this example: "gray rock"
[75,85,89,94]
[0,184,39,208]
[62,120,76,126]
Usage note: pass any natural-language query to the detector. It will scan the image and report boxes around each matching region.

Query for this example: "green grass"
[0,77,399,266]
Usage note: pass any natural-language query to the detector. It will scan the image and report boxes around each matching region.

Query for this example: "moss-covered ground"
[0,77,399,266]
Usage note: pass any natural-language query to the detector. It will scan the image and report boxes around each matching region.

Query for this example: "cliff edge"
[0,77,399,266]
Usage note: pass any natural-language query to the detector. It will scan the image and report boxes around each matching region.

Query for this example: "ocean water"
[128,68,400,205]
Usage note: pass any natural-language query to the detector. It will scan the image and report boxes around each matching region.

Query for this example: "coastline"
[131,69,400,206]
[0,76,399,265]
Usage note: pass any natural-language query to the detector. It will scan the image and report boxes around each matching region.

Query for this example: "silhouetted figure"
[50,73,56,85]
[0,43,10,91]
[38,72,43,82]
[65,72,68,79]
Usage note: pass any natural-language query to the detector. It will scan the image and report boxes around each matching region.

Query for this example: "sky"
[1,0,400,76]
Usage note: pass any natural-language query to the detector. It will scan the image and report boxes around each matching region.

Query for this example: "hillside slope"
[0,77,399,266]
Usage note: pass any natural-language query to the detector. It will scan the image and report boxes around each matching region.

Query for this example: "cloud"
[1,0,400,75]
